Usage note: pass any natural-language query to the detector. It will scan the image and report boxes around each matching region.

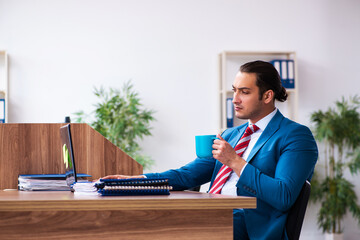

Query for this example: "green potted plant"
[310,95,360,240]
[74,81,155,170]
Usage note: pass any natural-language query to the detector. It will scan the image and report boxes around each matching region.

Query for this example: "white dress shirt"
[221,108,278,196]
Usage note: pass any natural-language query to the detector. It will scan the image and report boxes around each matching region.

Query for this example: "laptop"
[60,124,91,189]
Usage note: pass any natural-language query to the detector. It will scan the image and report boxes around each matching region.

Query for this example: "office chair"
[187,181,310,239]
[286,180,311,240]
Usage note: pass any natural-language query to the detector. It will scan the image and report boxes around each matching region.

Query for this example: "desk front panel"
[0,209,233,240]
[0,191,256,240]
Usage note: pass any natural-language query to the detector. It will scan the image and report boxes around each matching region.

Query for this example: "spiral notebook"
[95,178,172,196]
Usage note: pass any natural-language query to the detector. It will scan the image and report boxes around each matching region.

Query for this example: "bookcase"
[0,51,8,123]
[218,51,298,131]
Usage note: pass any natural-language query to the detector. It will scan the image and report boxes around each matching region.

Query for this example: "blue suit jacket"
[145,111,318,240]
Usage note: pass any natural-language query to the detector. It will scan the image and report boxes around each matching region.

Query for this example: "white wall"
[1,0,360,239]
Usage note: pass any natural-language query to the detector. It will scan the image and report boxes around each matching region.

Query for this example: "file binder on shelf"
[95,178,173,196]
[226,98,234,128]
[0,98,4,123]
[270,59,295,89]
[287,60,295,88]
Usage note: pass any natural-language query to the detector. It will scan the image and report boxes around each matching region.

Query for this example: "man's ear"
[263,90,274,104]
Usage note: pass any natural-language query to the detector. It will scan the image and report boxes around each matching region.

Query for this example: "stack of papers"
[72,181,98,195]
[18,175,70,191]
[18,174,92,191]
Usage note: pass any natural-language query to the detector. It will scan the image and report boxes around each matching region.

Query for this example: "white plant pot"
[325,233,343,240]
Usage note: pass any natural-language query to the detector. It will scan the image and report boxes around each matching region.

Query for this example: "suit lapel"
[213,111,284,177]
[246,111,284,162]
[230,124,248,148]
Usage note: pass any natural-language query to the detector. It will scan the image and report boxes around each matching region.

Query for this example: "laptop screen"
[60,124,78,187]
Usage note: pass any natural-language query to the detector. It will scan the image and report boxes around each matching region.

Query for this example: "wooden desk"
[0,190,256,240]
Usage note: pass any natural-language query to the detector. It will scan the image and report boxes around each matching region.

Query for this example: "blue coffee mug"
[195,135,218,159]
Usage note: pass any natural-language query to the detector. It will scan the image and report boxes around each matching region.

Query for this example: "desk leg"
[0,209,233,239]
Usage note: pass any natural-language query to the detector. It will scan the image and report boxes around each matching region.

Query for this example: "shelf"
[221,50,296,56]
[0,51,8,123]
[221,89,296,95]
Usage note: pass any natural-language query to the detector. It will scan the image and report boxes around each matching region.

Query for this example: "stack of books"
[95,178,173,196]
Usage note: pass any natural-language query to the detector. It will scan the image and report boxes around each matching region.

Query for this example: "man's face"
[232,71,267,123]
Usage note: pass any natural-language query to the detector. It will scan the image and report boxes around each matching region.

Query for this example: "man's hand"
[212,134,247,176]
[94,175,145,182]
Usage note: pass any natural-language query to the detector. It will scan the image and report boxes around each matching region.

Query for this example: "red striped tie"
[209,124,259,194]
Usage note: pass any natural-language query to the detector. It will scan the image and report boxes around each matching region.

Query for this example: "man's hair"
[240,60,288,102]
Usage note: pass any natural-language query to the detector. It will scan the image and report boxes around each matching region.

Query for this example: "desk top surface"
[0,190,256,211]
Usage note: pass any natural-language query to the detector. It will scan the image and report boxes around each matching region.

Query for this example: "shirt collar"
[248,108,278,131]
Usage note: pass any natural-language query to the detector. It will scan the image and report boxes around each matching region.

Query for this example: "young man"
[103,60,318,240]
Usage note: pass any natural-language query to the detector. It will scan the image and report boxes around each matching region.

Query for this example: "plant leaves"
[72,80,156,170]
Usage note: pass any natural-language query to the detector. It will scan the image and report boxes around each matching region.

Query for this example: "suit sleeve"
[237,125,318,211]
[145,157,216,190]
[145,127,238,191]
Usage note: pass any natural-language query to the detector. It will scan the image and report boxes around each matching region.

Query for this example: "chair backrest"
[286,180,311,240]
